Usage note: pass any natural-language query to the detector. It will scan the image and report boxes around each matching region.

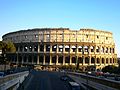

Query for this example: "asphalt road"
[20,70,71,90]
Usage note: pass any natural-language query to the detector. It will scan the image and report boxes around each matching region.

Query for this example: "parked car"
[0,72,5,77]
[114,76,120,81]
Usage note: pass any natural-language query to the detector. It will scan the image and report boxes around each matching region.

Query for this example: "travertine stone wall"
[2,28,117,69]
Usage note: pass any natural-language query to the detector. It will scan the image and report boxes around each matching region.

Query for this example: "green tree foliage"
[102,65,118,73]
[0,41,16,64]
[0,41,16,53]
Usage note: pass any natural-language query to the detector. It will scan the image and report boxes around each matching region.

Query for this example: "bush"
[102,65,118,73]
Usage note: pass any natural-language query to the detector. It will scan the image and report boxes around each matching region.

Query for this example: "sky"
[0,0,120,57]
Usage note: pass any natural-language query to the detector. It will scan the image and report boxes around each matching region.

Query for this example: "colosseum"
[2,28,117,70]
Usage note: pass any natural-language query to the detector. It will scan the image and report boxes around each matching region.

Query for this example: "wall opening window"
[52,45,57,52]
[96,46,99,53]
[91,46,94,52]
[78,46,82,52]
[86,34,88,38]
[113,48,114,53]
[106,37,108,40]
[46,44,50,52]
[25,35,27,39]
[34,45,38,52]
[102,47,104,53]
[35,35,38,38]
[24,46,28,52]
[65,45,70,52]
[20,46,23,52]
[29,46,32,52]
[106,47,108,53]
[97,35,99,39]
[47,34,50,38]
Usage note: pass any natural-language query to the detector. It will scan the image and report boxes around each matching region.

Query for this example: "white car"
[69,81,80,90]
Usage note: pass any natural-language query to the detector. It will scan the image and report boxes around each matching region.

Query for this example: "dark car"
[60,75,68,81]
[114,76,120,81]
[0,72,5,77]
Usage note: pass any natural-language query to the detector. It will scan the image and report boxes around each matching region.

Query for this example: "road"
[19,70,71,90]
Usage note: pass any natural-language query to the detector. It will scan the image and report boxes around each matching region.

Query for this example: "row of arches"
[16,44,115,54]
[8,54,116,65]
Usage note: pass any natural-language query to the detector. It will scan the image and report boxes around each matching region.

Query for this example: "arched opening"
[78,46,82,52]
[65,56,70,63]
[102,58,104,64]
[78,57,83,63]
[33,55,37,64]
[113,48,114,53]
[24,45,28,52]
[29,46,32,52]
[18,56,22,63]
[106,47,108,53]
[45,55,50,63]
[102,47,104,53]
[46,44,50,52]
[65,45,70,52]
[52,56,56,63]
[97,58,100,63]
[110,58,112,63]
[24,56,27,62]
[52,44,57,52]
[71,46,76,52]
[85,57,89,64]
[113,58,114,63]
[110,48,111,53]
[34,45,38,52]
[40,44,44,51]
[84,46,88,52]
[58,56,63,63]
[39,55,44,63]
[58,45,63,52]
[106,58,108,63]
[91,57,95,63]
[72,57,76,63]
[20,46,23,52]
[28,55,32,63]
[90,46,94,52]
[96,46,99,53]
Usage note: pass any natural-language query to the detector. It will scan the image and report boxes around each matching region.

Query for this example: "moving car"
[60,75,68,81]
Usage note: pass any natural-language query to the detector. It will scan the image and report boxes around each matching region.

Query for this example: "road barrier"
[68,72,120,90]
[0,71,29,90]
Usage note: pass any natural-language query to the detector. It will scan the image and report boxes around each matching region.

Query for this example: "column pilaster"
[49,54,52,65]
[56,55,58,65]
[63,55,65,65]
[43,54,45,65]
[37,55,39,64]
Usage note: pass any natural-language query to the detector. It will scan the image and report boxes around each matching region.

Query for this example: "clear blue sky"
[0,0,120,57]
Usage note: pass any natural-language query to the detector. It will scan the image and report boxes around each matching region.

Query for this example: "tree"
[0,41,16,53]
[0,41,16,65]
[102,65,118,73]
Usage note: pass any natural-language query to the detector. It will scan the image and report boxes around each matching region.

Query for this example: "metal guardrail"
[0,71,29,90]
[68,72,120,90]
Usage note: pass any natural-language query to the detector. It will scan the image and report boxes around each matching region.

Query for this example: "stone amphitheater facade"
[2,28,117,69]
